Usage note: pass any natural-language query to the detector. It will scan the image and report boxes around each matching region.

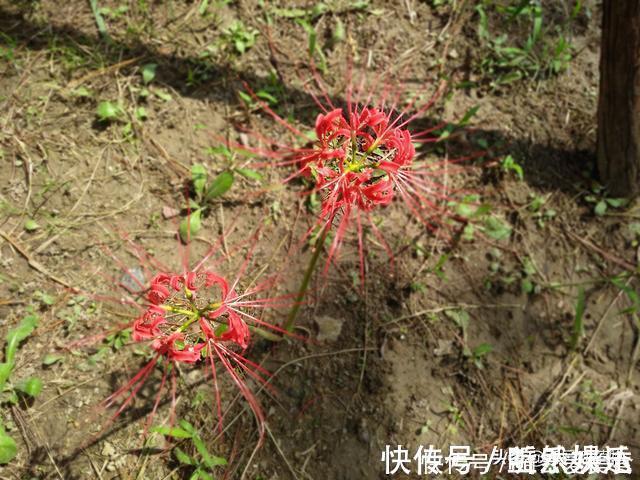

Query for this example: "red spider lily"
[96,222,295,447]
[232,71,486,286]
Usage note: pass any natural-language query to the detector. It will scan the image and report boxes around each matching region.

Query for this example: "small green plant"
[468,343,493,369]
[98,4,129,19]
[520,256,538,294]
[56,295,100,334]
[222,21,258,54]
[573,380,614,426]
[444,308,493,368]
[181,147,264,242]
[96,101,123,123]
[528,194,556,228]
[90,328,132,362]
[431,0,454,6]
[153,419,227,480]
[238,71,283,109]
[448,193,492,241]
[584,184,627,216]
[24,219,39,232]
[482,215,512,241]
[474,1,577,87]
[0,33,16,68]
[501,154,524,180]
[140,63,157,85]
[444,402,465,434]
[297,18,328,74]
[436,105,480,141]
[0,314,43,464]
[569,287,585,350]
[626,223,640,248]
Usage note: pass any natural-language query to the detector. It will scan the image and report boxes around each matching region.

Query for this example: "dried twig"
[0,229,72,288]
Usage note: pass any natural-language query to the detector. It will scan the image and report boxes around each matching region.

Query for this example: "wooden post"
[597,1,640,198]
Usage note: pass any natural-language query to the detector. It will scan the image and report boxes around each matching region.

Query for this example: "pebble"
[315,315,344,343]
[101,441,116,458]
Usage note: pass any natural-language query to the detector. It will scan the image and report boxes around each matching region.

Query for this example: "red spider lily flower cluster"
[234,75,483,283]
[99,228,290,446]
[133,271,249,362]
[304,106,416,219]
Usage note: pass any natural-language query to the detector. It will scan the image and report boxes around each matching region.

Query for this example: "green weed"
[153,419,227,480]
[474,1,579,88]
[0,314,43,464]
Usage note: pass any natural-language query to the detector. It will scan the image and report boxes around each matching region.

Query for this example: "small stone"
[101,441,116,458]
[448,48,459,59]
[434,339,454,357]
[162,205,180,219]
[315,315,344,343]
[120,267,145,293]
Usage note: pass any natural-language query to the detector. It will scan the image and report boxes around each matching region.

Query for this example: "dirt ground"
[1,0,639,479]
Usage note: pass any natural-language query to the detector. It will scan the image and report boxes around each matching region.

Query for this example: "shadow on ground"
[0,5,594,196]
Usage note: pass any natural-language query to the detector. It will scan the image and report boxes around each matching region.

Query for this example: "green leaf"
[256,90,277,104]
[154,89,172,102]
[521,278,534,294]
[151,425,193,439]
[462,223,475,241]
[594,200,607,216]
[570,287,586,350]
[483,217,512,240]
[473,343,493,357]
[605,198,626,208]
[476,5,489,41]
[272,7,308,18]
[43,354,63,366]
[6,314,39,364]
[235,168,262,181]
[204,171,234,201]
[205,145,233,159]
[332,17,345,44]
[458,105,480,127]
[444,309,470,333]
[191,164,207,197]
[0,428,17,464]
[5,391,18,405]
[0,363,13,392]
[174,447,195,465]
[198,0,209,15]
[135,106,148,121]
[179,210,202,244]
[24,219,39,231]
[238,90,253,106]
[497,71,522,85]
[36,291,55,305]
[193,435,227,468]
[141,63,157,84]
[15,377,42,397]
[96,101,121,121]
[192,469,213,480]
[72,86,92,98]
[455,203,476,218]
[178,419,197,435]
[89,0,110,39]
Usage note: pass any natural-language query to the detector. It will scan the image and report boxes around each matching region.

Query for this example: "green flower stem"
[170,301,223,333]
[177,314,199,333]
[283,225,328,332]
[248,325,283,342]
